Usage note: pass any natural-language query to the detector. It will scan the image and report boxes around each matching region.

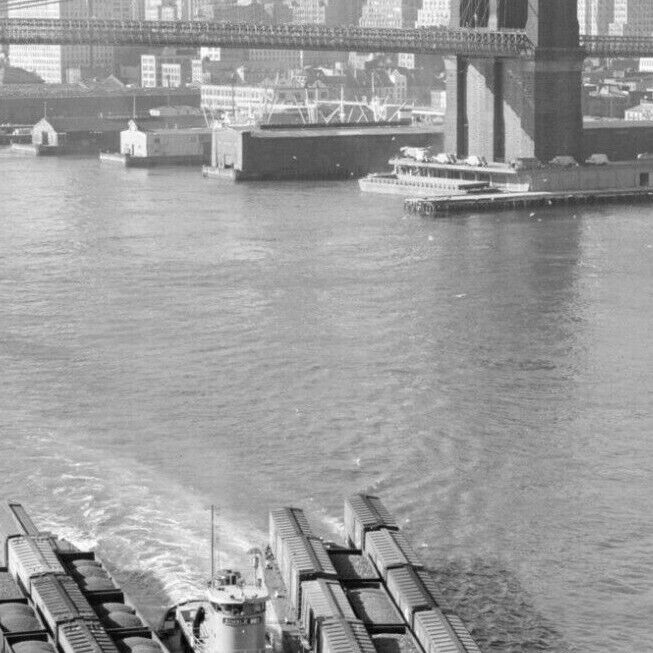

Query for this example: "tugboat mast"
[210,505,214,588]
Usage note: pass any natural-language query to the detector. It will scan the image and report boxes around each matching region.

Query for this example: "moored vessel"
[359,154,518,197]
[0,502,167,653]
[360,149,653,199]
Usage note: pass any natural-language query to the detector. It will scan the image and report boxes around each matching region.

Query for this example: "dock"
[8,143,39,155]
[99,152,128,165]
[404,187,653,216]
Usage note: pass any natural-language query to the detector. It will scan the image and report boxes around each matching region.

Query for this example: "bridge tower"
[445,0,584,163]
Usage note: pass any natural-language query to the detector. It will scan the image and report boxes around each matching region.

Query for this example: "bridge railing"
[0,18,533,57]
[6,18,653,58]
[581,34,653,58]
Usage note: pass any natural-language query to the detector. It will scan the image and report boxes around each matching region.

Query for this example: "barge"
[202,123,442,182]
[262,496,481,653]
[99,152,208,168]
[0,502,167,653]
[1,496,481,653]
[405,187,653,216]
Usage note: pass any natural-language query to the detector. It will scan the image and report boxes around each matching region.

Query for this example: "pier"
[404,188,653,216]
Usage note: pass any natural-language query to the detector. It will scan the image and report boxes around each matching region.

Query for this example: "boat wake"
[0,431,265,620]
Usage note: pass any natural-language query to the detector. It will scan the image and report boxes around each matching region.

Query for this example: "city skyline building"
[610,0,653,36]
[144,0,194,20]
[284,0,364,27]
[0,0,6,58]
[8,0,132,83]
[199,2,302,73]
[281,0,364,68]
[358,0,421,28]
[578,0,614,36]
[358,0,422,70]
[416,0,450,27]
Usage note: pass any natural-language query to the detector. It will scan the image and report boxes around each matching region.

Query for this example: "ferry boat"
[358,154,520,197]
[359,150,653,198]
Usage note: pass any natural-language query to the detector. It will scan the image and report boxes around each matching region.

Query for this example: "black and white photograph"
[0,1,651,651]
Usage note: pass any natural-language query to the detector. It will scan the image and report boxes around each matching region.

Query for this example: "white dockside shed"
[120,119,212,162]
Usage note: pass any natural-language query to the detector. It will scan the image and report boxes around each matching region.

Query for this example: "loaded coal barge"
[1,496,480,653]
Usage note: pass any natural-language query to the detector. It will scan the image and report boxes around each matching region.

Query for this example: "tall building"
[286,0,363,26]
[8,0,132,83]
[282,0,364,67]
[358,0,422,69]
[0,0,6,59]
[131,0,146,19]
[359,0,421,28]
[610,0,653,36]
[144,0,194,20]
[578,0,614,36]
[416,0,450,27]
[200,2,302,72]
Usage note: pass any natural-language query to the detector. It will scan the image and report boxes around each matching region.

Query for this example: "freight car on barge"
[0,502,167,653]
[263,495,481,653]
[1,496,481,653]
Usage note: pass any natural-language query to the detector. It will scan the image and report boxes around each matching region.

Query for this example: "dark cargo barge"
[404,187,653,216]
[203,123,443,182]
[0,503,166,653]
[1,495,482,653]
[266,494,481,653]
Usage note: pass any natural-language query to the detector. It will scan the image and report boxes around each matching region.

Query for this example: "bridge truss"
[580,34,653,59]
[0,18,532,58]
[1,19,653,60]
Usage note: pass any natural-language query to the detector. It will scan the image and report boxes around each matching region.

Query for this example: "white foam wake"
[2,431,266,609]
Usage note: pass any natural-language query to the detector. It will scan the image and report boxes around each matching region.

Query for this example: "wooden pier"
[404,188,653,216]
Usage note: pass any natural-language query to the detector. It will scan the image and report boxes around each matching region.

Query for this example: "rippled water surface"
[0,154,651,652]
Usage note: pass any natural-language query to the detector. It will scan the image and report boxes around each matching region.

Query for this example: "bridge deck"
[1,19,652,59]
[0,18,531,57]
[580,34,653,58]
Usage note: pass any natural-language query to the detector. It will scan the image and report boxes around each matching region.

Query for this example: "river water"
[0,153,651,652]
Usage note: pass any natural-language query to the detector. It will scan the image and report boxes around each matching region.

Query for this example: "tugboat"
[158,508,270,653]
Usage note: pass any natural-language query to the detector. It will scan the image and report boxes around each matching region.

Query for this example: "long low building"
[583,119,653,161]
[29,117,126,154]
[0,83,201,125]
[204,122,443,181]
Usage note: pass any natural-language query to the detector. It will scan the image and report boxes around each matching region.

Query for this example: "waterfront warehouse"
[204,123,442,181]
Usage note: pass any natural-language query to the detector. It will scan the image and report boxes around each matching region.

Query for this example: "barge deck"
[405,187,653,216]
[261,548,302,653]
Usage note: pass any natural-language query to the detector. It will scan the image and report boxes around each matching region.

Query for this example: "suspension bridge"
[2,0,653,164]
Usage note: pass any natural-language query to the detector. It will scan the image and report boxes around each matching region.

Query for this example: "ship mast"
[209,504,222,588]
[210,504,214,588]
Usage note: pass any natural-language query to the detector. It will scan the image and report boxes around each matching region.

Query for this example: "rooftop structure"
[206,577,268,606]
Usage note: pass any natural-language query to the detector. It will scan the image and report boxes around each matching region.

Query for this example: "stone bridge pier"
[444,0,584,163]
